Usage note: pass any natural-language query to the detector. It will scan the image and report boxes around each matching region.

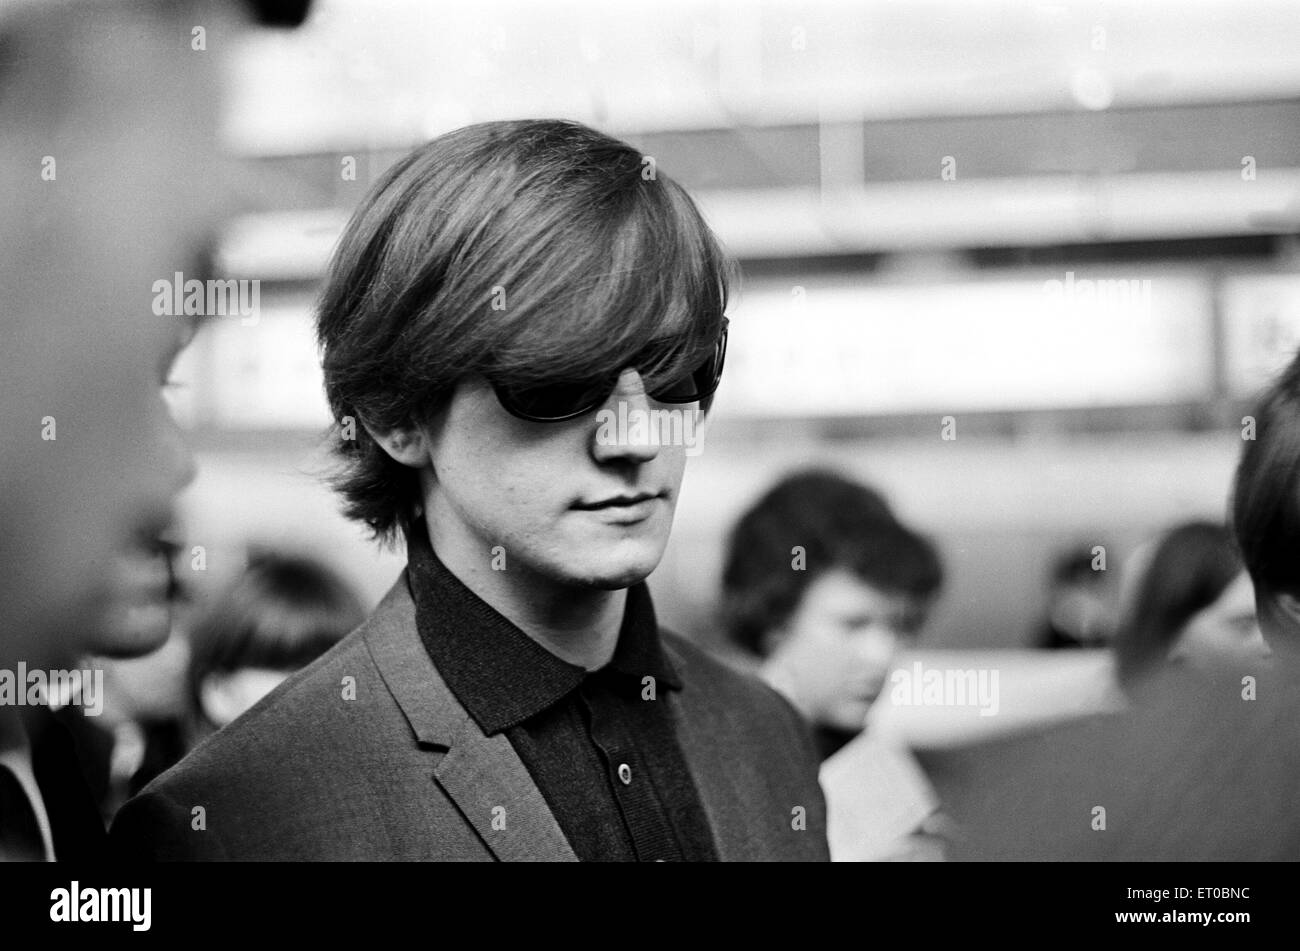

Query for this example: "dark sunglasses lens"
[500,379,610,421]
[652,339,726,404]
[498,324,727,419]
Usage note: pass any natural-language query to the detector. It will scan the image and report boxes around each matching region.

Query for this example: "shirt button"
[617,763,632,785]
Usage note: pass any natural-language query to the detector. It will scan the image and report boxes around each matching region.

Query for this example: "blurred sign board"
[719,273,1215,416]
[169,270,1241,430]
[169,298,331,430]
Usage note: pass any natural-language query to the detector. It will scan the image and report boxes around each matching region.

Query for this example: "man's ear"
[363,420,430,469]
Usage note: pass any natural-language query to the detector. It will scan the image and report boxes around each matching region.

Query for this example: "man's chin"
[536,527,667,590]
[90,537,178,658]
[81,564,176,658]
[580,570,653,591]
[93,606,173,658]
[555,546,664,591]
[556,563,657,591]
[827,700,875,734]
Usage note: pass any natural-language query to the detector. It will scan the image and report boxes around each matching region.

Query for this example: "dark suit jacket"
[27,709,109,861]
[921,660,1300,861]
[0,709,108,861]
[110,574,829,861]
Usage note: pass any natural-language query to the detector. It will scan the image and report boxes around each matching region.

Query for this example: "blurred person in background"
[721,469,947,860]
[721,469,944,760]
[928,355,1300,860]
[0,0,309,862]
[188,551,365,739]
[1114,521,1268,687]
[112,120,829,862]
[52,615,194,829]
[92,634,194,824]
[1035,545,1116,650]
[1233,351,1300,658]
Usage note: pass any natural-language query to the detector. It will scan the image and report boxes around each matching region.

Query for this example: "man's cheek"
[496,477,557,520]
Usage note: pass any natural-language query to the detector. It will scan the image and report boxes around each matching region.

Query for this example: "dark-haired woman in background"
[720,469,947,860]
[49,551,365,827]
[1114,521,1269,687]
[188,551,366,741]
[721,469,944,761]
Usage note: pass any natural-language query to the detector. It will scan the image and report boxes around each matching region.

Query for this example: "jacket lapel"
[364,573,576,862]
[432,728,575,862]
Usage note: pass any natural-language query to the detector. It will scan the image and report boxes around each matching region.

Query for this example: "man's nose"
[589,368,660,465]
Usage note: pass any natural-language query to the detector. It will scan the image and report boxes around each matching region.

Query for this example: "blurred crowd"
[20,437,1291,861]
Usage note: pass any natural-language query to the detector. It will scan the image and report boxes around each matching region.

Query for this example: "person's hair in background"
[1233,351,1300,656]
[316,118,734,547]
[721,469,944,759]
[1036,545,1116,650]
[1114,521,1266,688]
[723,470,896,656]
[188,551,365,738]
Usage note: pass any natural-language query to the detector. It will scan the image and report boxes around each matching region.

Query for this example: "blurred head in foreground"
[1115,521,1266,686]
[187,550,366,727]
[722,470,944,744]
[188,552,366,732]
[1234,350,1300,659]
[0,0,247,668]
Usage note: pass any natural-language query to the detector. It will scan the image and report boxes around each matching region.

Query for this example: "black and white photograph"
[0,0,1295,932]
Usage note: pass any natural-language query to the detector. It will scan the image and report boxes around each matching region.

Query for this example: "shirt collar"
[405,523,681,736]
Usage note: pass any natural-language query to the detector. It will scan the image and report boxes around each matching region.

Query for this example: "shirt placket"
[581,678,679,862]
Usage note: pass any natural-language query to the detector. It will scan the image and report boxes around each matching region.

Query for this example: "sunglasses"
[491,320,729,423]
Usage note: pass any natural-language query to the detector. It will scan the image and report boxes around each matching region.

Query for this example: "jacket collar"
[403,522,681,736]
[362,574,577,862]
[361,571,776,862]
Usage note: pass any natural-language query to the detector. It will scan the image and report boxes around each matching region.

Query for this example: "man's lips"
[116,543,174,604]
[120,519,182,603]
[572,491,664,511]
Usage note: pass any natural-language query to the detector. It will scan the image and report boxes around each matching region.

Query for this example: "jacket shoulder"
[160,626,377,784]
[660,628,805,724]
[111,626,399,860]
